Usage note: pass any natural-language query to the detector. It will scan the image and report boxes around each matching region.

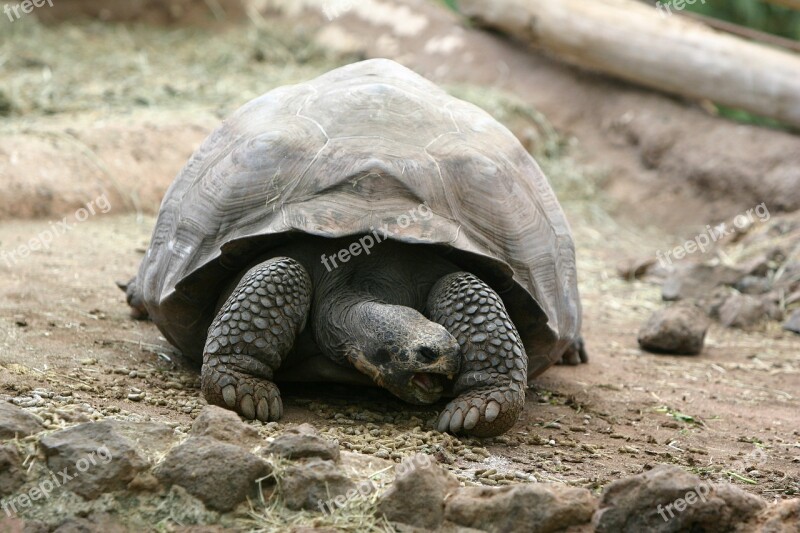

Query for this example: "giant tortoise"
[124,59,586,436]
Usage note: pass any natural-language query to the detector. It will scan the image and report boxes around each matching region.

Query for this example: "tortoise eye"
[374,348,393,363]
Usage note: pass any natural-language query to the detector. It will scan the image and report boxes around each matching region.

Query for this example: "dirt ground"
[0,1,798,523]
[2,206,798,502]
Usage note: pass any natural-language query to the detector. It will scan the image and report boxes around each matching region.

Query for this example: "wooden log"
[459,0,800,129]
[762,0,800,10]
[679,10,800,54]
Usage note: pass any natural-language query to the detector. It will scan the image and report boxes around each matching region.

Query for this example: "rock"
[52,513,128,533]
[0,444,25,497]
[662,264,743,302]
[737,253,774,278]
[782,309,800,334]
[0,402,43,440]
[760,291,786,322]
[105,420,178,458]
[281,458,355,512]
[744,498,800,532]
[735,275,772,295]
[445,483,596,533]
[0,517,27,533]
[377,454,459,529]
[718,291,766,330]
[191,405,260,447]
[154,436,270,512]
[617,257,656,281]
[593,464,765,532]
[265,424,339,462]
[39,420,149,499]
[126,471,161,492]
[638,304,709,355]
[786,291,800,307]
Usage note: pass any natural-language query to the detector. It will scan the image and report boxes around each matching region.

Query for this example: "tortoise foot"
[437,384,524,437]
[201,364,283,422]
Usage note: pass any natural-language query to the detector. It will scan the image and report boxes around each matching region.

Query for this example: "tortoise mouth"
[410,373,444,395]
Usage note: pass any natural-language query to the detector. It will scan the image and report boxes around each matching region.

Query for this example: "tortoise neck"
[312,288,385,367]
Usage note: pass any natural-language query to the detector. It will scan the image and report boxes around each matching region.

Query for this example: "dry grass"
[0,16,352,120]
[239,454,394,533]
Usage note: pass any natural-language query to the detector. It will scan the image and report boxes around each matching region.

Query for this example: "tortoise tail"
[116,277,149,320]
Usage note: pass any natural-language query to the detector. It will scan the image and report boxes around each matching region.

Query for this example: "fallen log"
[459,0,800,129]
[762,0,800,10]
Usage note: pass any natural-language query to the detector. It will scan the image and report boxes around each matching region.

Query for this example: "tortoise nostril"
[419,346,439,361]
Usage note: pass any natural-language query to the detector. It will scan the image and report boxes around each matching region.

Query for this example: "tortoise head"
[346,303,460,404]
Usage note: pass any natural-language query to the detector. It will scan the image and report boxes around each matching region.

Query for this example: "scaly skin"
[201,257,311,422]
[427,272,527,437]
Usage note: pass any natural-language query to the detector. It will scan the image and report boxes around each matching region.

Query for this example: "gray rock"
[377,454,459,529]
[0,402,43,440]
[745,498,800,532]
[593,465,765,532]
[52,513,128,533]
[0,444,26,497]
[0,517,31,533]
[718,291,766,330]
[104,420,177,458]
[281,458,355,512]
[782,309,800,334]
[662,264,743,302]
[38,420,149,499]
[760,291,786,322]
[445,482,596,533]
[191,405,260,447]
[617,257,656,281]
[735,275,772,295]
[265,424,339,462]
[787,290,800,307]
[638,304,709,355]
[154,436,270,512]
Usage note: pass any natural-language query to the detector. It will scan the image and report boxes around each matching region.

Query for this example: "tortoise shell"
[136,59,582,378]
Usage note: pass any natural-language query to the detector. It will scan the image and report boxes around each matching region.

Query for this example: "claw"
[449,408,465,433]
[222,385,237,408]
[484,400,501,422]
[257,398,269,421]
[437,409,453,433]
[269,395,282,420]
[240,395,255,419]
[464,406,480,430]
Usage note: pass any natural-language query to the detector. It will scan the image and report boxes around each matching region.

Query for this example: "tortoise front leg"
[201,257,311,422]
[427,272,527,437]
